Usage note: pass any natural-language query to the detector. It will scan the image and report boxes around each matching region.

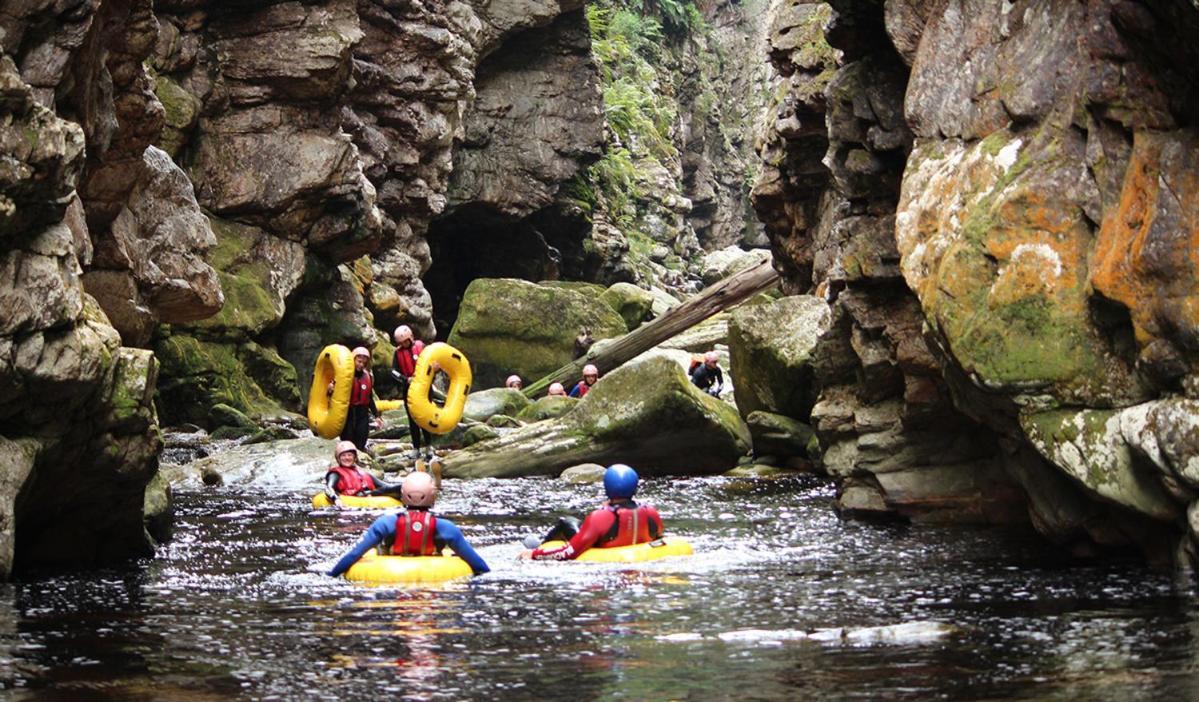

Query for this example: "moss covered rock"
[154,334,285,426]
[601,282,656,331]
[746,411,817,459]
[463,388,532,423]
[517,395,579,422]
[729,295,831,419]
[445,355,750,478]
[447,278,627,388]
[1021,408,1179,521]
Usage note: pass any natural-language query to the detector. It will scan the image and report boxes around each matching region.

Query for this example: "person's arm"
[435,519,489,574]
[327,514,396,577]
[324,472,341,503]
[367,475,399,495]
[568,383,581,398]
[531,510,613,561]
[689,366,706,388]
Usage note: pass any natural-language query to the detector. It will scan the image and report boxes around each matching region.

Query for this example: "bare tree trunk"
[523,259,781,397]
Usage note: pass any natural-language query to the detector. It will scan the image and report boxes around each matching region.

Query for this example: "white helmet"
[394,325,414,343]
[401,471,437,508]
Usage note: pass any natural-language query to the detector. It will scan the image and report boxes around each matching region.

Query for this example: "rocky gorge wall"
[0,0,772,576]
[755,0,1199,569]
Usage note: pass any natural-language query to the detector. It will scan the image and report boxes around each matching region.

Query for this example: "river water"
[0,473,1196,700]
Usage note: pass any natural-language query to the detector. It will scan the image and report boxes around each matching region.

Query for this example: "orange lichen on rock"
[1092,131,1199,353]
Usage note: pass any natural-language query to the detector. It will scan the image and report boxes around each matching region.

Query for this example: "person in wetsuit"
[391,325,435,462]
[568,364,600,398]
[329,346,382,452]
[323,441,400,507]
[519,464,664,561]
[327,472,489,577]
[690,350,724,397]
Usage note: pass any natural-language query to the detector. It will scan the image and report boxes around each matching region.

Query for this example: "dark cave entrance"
[423,203,591,337]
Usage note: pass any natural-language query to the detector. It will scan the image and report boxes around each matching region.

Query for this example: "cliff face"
[757,0,1199,566]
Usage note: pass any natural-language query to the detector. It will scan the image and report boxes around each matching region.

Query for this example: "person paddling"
[323,441,400,508]
[328,472,489,577]
[519,464,664,561]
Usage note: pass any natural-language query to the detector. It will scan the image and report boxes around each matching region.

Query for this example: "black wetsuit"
[392,346,433,456]
[690,364,724,396]
[340,369,379,451]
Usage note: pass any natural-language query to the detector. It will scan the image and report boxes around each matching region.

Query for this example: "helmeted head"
[401,471,437,508]
[603,463,639,499]
[582,364,599,383]
[505,374,522,389]
[547,382,566,397]
[352,346,371,370]
[704,350,720,368]
[334,440,358,466]
[394,325,414,345]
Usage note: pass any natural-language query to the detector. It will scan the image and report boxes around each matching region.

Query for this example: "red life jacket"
[349,369,373,406]
[327,465,377,496]
[596,502,662,547]
[573,381,591,398]
[393,341,425,379]
[392,510,439,556]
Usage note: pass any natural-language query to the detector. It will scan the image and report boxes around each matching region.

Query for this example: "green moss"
[153,334,285,426]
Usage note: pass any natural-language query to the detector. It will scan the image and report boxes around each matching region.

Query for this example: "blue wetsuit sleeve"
[568,383,581,398]
[436,519,490,575]
[328,513,397,577]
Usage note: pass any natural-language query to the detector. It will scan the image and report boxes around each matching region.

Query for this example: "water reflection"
[0,476,1193,699]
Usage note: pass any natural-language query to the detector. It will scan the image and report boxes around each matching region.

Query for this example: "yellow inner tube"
[311,493,403,509]
[539,537,694,563]
[406,342,472,435]
[376,399,405,413]
[344,549,473,584]
[307,344,354,439]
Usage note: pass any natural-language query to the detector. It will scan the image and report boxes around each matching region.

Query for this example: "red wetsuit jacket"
[327,465,378,496]
[531,501,663,561]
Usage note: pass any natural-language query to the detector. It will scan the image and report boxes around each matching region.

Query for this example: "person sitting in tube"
[519,464,664,561]
[323,441,401,508]
[568,364,600,398]
[327,472,490,577]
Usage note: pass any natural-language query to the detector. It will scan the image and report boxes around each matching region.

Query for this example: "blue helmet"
[603,463,639,499]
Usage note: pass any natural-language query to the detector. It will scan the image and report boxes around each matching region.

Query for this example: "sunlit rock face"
[755,0,1199,566]
[0,38,167,575]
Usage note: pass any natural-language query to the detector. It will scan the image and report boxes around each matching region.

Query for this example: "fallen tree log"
[523,258,781,397]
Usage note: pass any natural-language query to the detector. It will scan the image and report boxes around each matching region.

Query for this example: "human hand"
[373,417,384,429]
[430,361,441,372]
[518,549,534,561]
[326,381,335,394]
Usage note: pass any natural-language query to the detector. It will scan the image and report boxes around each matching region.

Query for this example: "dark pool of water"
[0,474,1196,700]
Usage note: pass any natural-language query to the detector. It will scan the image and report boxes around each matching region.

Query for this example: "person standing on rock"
[569,364,600,398]
[519,464,664,561]
[690,350,724,397]
[329,346,383,452]
[392,325,435,463]
[327,472,490,578]
[323,441,400,508]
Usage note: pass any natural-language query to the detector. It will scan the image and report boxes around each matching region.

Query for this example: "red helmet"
[334,440,358,461]
[394,325,413,343]
[401,471,437,508]
[352,346,370,359]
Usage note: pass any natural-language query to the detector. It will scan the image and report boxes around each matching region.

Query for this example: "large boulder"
[171,436,333,489]
[747,411,817,459]
[729,295,831,419]
[447,278,627,388]
[601,282,656,331]
[1021,408,1180,522]
[517,395,579,422]
[463,388,532,423]
[701,246,772,286]
[445,356,751,478]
